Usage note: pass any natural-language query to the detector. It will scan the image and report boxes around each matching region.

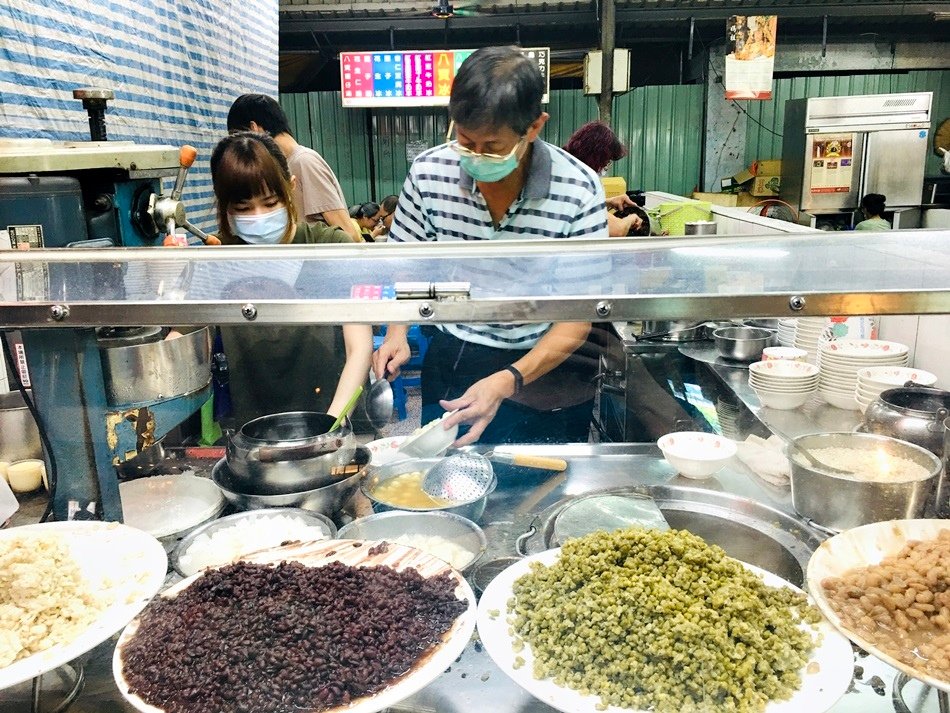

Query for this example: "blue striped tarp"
[0,0,279,233]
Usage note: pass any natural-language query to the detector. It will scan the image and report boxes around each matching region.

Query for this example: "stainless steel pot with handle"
[863,386,950,456]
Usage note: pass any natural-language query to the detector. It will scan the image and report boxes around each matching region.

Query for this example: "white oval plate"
[364,435,409,465]
[808,519,950,692]
[478,548,853,713]
[114,538,476,713]
[0,521,167,690]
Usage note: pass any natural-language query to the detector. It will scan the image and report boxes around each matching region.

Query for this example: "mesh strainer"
[422,452,495,502]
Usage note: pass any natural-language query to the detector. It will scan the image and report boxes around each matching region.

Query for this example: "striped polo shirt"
[389,139,608,349]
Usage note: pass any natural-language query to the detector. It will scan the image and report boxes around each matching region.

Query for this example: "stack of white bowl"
[777,319,798,348]
[792,317,829,364]
[817,339,910,410]
[748,360,820,410]
[855,366,938,413]
[716,398,742,439]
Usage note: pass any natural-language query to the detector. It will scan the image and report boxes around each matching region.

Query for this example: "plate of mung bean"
[477,528,853,713]
[808,519,950,692]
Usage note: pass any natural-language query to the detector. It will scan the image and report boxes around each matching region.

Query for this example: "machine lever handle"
[170,145,198,202]
[181,219,221,246]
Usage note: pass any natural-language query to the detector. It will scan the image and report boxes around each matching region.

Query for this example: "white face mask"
[228,207,289,244]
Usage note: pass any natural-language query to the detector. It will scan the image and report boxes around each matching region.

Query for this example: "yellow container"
[600,176,627,199]
[649,200,713,236]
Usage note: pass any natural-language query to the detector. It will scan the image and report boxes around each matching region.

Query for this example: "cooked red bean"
[121,561,467,712]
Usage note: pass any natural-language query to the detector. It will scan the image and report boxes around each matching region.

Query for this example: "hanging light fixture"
[432,0,454,18]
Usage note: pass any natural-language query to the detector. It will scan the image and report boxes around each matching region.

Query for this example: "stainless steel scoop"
[422,452,495,502]
[364,374,394,430]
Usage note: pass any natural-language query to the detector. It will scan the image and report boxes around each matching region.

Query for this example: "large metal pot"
[638,320,731,342]
[0,391,42,462]
[713,326,776,361]
[863,386,950,456]
[211,446,370,516]
[226,412,356,495]
[789,432,943,531]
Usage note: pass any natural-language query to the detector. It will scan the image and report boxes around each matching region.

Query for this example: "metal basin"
[529,485,821,587]
[713,326,776,362]
[0,391,42,462]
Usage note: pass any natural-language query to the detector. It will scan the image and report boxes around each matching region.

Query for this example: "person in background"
[227,94,362,243]
[373,46,608,446]
[855,193,891,231]
[352,201,382,241]
[564,121,644,237]
[371,194,399,241]
[209,132,373,426]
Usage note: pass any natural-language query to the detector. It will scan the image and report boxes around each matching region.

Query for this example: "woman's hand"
[439,370,517,446]
[620,212,644,234]
[372,328,411,380]
[606,194,635,212]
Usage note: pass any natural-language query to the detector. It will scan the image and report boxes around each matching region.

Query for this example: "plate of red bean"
[112,538,476,713]
[808,519,950,692]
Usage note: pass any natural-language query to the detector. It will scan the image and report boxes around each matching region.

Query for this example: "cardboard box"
[751,175,781,197]
[753,159,782,176]
[692,191,738,207]
[736,192,760,207]
[600,176,627,199]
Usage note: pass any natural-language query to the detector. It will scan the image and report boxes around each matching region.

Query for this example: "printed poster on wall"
[810,134,855,193]
[724,15,778,100]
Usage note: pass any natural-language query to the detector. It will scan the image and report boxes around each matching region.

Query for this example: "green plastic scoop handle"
[329,385,364,431]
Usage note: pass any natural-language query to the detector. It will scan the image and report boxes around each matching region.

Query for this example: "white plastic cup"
[7,459,45,493]
[0,461,9,483]
[762,346,808,362]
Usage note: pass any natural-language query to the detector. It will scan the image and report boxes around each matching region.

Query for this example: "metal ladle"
[364,374,394,430]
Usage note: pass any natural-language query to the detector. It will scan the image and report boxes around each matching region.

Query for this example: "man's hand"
[439,370,516,446]
[372,333,411,380]
[606,194,635,212]
[619,212,644,235]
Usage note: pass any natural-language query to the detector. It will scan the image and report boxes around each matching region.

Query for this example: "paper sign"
[810,134,856,194]
[341,47,550,108]
[724,16,777,100]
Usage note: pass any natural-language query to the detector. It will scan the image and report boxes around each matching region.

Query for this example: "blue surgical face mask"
[460,154,521,183]
[228,207,289,244]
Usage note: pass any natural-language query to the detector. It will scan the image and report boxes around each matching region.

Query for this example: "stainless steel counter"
[1,442,942,713]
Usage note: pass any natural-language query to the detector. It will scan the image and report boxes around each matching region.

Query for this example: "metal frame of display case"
[0,231,948,327]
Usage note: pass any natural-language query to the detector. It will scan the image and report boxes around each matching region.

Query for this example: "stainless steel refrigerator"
[780,92,932,215]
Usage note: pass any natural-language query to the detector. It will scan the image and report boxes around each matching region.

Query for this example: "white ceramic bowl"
[761,346,808,361]
[398,413,460,458]
[752,388,815,410]
[749,359,819,378]
[749,382,819,395]
[656,432,737,479]
[819,389,862,410]
[364,436,409,465]
[857,366,938,389]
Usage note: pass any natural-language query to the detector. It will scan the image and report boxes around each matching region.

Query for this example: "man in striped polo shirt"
[372,46,608,446]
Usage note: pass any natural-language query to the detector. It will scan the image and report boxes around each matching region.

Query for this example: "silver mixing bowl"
[713,326,776,362]
[338,510,487,573]
[212,446,370,516]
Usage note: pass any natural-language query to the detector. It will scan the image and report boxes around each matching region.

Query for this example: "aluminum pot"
[863,386,950,457]
[0,391,42,463]
[211,446,370,516]
[360,458,496,523]
[638,320,731,342]
[684,220,718,236]
[789,432,942,531]
[226,412,356,495]
[713,326,776,362]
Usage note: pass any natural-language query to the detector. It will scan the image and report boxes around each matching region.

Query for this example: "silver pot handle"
[515,525,537,556]
[929,408,950,433]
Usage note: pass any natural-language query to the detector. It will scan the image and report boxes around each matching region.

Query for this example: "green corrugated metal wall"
[743,70,950,175]
[280,86,705,202]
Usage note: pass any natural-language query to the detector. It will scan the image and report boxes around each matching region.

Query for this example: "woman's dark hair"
[380,194,399,214]
[563,121,628,174]
[210,132,296,245]
[861,193,886,217]
[356,202,380,220]
[227,94,292,136]
[449,46,542,135]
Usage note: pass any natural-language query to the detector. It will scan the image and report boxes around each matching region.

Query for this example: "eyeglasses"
[445,120,525,163]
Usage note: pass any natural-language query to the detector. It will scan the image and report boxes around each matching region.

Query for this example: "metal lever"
[171,145,197,202]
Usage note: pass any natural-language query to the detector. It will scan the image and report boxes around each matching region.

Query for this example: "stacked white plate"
[855,366,938,413]
[817,339,910,410]
[793,317,829,364]
[748,359,820,410]
[777,318,798,348]
[716,398,742,439]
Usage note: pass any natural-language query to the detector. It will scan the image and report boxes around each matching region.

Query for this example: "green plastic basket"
[648,200,713,236]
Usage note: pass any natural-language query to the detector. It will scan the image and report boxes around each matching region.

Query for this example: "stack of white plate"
[855,366,938,413]
[817,340,910,410]
[777,319,798,348]
[716,398,742,439]
[793,317,829,364]
[748,360,820,410]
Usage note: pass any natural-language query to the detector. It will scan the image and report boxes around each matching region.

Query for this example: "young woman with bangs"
[208,132,373,426]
